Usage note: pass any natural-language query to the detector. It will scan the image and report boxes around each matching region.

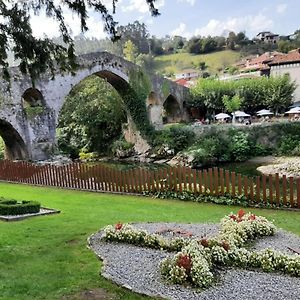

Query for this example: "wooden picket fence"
[0,160,299,209]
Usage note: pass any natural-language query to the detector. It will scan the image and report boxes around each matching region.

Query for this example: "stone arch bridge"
[0,52,190,161]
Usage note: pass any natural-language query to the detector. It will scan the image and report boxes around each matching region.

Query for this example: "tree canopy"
[0,0,159,82]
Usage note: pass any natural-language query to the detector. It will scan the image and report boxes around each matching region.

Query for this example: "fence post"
[231,172,236,197]
[225,170,230,194]
[214,167,219,196]
[237,174,242,196]
[208,168,213,195]
[289,177,294,208]
[269,174,273,205]
[244,176,248,199]
[256,176,260,204]
[262,175,267,206]
[219,168,224,195]
[282,175,287,207]
[275,173,280,207]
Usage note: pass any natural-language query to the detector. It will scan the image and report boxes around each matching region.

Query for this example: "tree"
[57,75,126,157]
[222,94,243,123]
[226,32,237,50]
[117,21,150,54]
[0,0,159,83]
[123,40,138,62]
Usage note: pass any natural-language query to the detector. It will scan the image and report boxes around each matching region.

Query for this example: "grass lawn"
[153,50,241,75]
[0,182,299,300]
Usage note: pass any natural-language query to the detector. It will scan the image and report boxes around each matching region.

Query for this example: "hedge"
[0,198,41,215]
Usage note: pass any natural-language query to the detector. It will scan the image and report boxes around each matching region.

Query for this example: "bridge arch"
[22,88,45,107]
[0,119,28,160]
[163,94,182,124]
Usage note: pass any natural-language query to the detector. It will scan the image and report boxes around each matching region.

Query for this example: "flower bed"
[0,198,41,215]
[102,210,300,289]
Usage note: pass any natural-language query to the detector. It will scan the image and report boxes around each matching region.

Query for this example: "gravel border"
[0,207,60,222]
[88,223,300,300]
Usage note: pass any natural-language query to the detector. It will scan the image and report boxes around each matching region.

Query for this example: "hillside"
[153,50,241,76]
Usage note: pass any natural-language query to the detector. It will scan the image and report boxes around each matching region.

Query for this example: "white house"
[175,69,200,80]
[269,49,300,103]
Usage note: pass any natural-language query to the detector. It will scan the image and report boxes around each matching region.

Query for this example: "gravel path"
[88,223,300,300]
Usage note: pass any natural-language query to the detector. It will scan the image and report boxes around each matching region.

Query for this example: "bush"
[111,138,134,158]
[229,131,251,161]
[278,135,300,155]
[155,125,195,154]
[0,198,41,215]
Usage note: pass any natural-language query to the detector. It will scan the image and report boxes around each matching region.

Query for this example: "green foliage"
[123,40,138,62]
[79,151,99,162]
[57,75,126,157]
[185,126,278,167]
[191,76,296,114]
[127,69,155,142]
[229,131,251,161]
[0,1,159,83]
[0,137,5,159]
[153,50,241,76]
[0,198,40,215]
[278,135,300,156]
[155,125,195,153]
[162,80,171,98]
[24,106,44,120]
[222,94,243,113]
[111,138,134,157]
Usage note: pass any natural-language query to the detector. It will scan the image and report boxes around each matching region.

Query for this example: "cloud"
[177,0,196,6]
[276,3,287,14]
[30,9,107,39]
[170,23,192,38]
[194,14,274,37]
[121,0,165,14]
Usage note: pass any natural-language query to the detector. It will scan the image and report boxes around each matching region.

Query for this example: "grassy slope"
[0,182,299,300]
[153,50,241,75]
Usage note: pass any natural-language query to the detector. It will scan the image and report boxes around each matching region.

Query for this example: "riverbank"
[256,156,300,177]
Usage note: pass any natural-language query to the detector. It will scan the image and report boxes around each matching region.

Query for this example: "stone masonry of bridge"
[0,52,190,161]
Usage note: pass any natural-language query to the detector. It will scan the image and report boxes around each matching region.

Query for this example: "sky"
[30,0,300,39]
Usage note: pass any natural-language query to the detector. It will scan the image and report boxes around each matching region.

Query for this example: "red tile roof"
[268,49,300,65]
[174,78,190,87]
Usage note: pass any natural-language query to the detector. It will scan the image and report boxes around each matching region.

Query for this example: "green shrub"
[111,138,134,158]
[79,151,99,161]
[229,131,251,161]
[278,135,300,155]
[0,198,41,215]
[155,125,195,153]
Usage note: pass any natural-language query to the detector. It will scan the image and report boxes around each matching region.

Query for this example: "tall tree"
[123,40,138,62]
[0,0,159,83]
[117,21,150,54]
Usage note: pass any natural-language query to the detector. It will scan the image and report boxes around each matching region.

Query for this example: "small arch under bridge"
[0,52,190,160]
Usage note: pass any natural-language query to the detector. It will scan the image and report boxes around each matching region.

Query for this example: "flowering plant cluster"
[101,211,299,289]
[103,223,190,251]
[161,241,214,287]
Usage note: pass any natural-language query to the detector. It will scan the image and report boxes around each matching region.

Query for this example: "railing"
[0,160,299,209]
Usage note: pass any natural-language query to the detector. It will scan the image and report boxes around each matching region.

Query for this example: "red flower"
[115,223,123,230]
[237,209,245,219]
[230,214,237,221]
[199,238,209,247]
[248,214,256,221]
[221,241,230,251]
[176,254,192,274]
